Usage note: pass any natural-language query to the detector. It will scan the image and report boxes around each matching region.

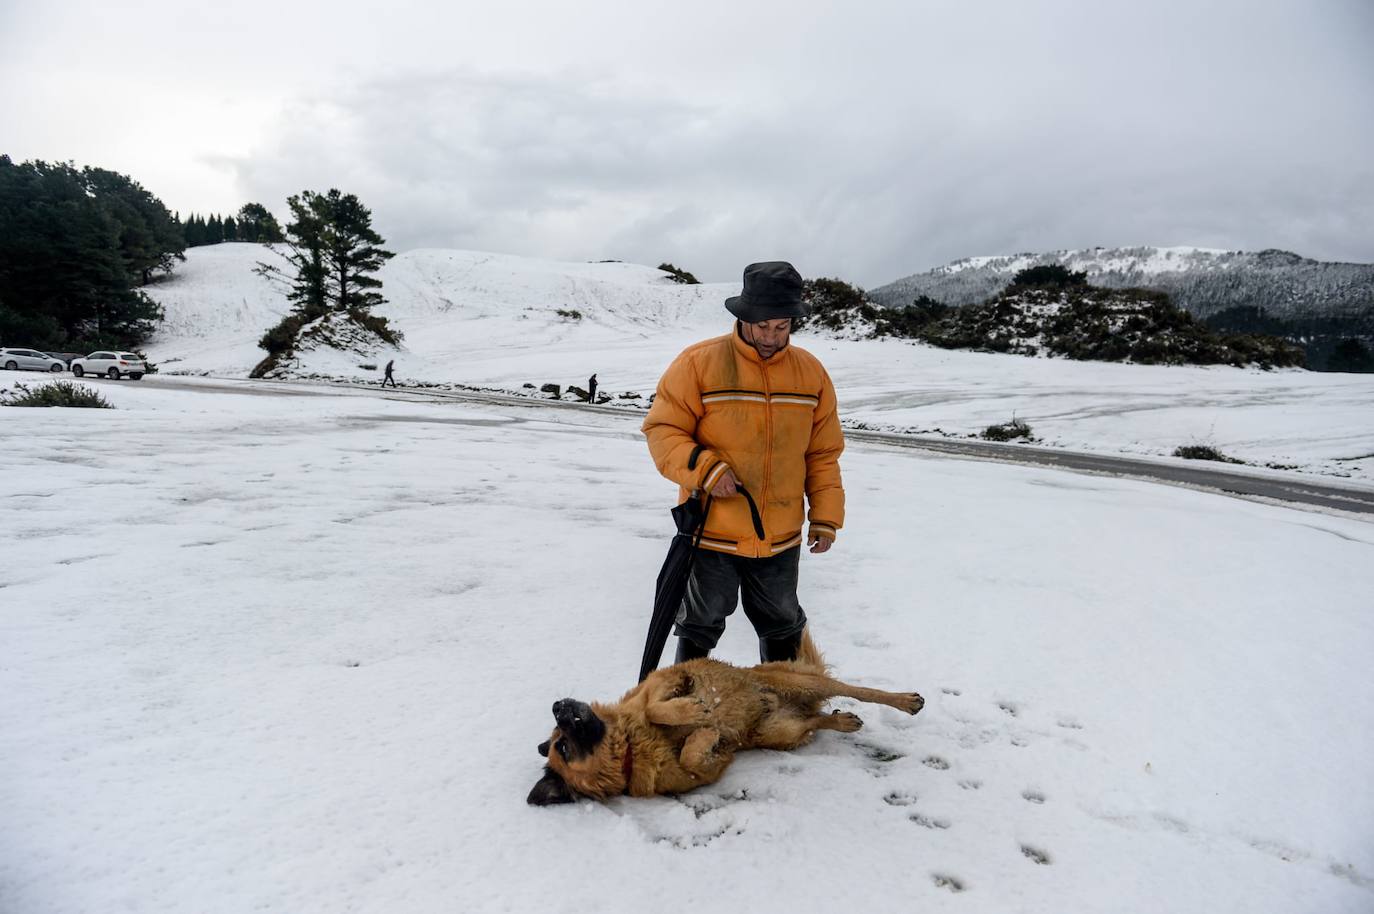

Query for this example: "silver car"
[71,351,146,380]
[1,348,66,373]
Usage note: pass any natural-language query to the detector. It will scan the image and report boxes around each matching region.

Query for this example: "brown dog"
[528,631,924,804]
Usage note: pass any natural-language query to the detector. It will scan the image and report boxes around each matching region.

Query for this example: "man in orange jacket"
[642,261,845,664]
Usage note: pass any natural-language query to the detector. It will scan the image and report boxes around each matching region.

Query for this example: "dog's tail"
[796,627,827,672]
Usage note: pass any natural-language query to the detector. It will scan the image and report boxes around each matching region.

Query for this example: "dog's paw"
[898,692,925,715]
[685,701,714,726]
[829,710,863,732]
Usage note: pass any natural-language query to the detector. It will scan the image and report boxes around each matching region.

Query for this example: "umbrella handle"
[733,485,766,541]
[686,485,764,542]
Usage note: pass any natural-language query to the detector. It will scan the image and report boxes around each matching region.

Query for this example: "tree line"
[1,155,393,360]
[183,204,284,247]
[0,155,180,350]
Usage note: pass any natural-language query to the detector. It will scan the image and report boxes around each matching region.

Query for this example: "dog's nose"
[553,698,586,726]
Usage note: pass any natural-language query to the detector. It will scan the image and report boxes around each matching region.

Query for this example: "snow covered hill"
[869,246,1374,320]
[139,244,1374,482]
[143,244,728,378]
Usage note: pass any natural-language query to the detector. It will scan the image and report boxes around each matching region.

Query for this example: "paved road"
[109,374,1374,517]
[841,428,1374,516]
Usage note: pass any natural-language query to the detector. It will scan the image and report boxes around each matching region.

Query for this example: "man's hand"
[808,535,833,554]
[710,468,740,498]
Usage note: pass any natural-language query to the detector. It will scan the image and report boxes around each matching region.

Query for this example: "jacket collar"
[730,321,789,364]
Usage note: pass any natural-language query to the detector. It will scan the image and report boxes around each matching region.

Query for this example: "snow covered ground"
[140,245,1374,482]
[3,375,1373,913]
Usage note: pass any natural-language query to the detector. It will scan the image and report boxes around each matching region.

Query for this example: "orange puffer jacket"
[642,324,845,557]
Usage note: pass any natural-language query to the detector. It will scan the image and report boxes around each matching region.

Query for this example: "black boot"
[674,636,711,663]
[759,632,802,662]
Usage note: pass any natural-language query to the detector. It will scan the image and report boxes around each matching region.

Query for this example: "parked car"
[71,351,146,380]
[1,347,66,372]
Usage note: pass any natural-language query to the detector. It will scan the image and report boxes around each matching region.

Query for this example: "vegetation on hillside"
[0,155,182,351]
[251,189,400,378]
[870,249,1374,371]
[1203,305,1374,372]
[798,266,1305,369]
[658,263,700,284]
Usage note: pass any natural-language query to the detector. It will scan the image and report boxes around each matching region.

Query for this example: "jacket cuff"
[808,522,838,541]
[699,459,730,493]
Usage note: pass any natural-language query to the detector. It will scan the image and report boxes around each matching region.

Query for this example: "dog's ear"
[537,740,550,757]
[527,767,576,806]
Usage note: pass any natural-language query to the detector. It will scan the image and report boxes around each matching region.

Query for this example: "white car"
[71,351,147,380]
[1,348,66,373]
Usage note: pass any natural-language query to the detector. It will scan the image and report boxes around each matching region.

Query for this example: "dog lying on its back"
[528,630,924,804]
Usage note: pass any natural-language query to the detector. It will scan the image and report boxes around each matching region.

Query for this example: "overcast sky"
[3,0,1371,285]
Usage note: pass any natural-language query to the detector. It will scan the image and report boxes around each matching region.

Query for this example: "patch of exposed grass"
[1,381,113,408]
[1173,444,1244,464]
[982,417,1032,441]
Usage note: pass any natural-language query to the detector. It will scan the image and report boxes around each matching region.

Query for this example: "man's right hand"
[710,468,740,498]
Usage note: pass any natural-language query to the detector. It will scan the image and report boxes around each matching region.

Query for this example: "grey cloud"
[226,12,1374,287]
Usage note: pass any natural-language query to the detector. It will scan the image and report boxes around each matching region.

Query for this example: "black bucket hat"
[724,261,808,322]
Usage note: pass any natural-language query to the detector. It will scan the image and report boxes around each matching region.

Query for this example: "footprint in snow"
[910,813,951,830]
[922,755,951,770]
[853,741,905,767]
[1022,789,1046,804]
[932,874,965,892]
[1021,844,1052,865]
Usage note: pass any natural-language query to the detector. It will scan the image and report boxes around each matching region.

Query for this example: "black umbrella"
[638,493,712,682]
[637,484,766,682]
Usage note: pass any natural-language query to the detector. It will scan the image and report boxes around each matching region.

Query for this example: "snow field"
[2,378,1372,913]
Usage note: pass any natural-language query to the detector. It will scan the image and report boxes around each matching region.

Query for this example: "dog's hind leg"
[752,708,863,751]
[752,669,924,715]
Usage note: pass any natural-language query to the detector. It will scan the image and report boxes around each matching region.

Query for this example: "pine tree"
[257,192,329,317]
[257,189,393,318]
[224,215,238,242]
[236,202,284,243]
[251,189,398,377]
[320,190,393,314]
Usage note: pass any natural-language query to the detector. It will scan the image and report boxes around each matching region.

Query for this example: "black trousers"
[674,546,807,650]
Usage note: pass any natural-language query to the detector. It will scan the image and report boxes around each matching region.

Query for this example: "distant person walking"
[383,359,397,388]
[588,373,598,404]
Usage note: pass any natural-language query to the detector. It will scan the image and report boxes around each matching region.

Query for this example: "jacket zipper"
[760,358,772,557]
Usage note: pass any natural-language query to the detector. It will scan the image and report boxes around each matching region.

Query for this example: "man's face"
[742,318,792,359]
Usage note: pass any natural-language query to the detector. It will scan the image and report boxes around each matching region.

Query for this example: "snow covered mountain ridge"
[869,246,1374,320]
